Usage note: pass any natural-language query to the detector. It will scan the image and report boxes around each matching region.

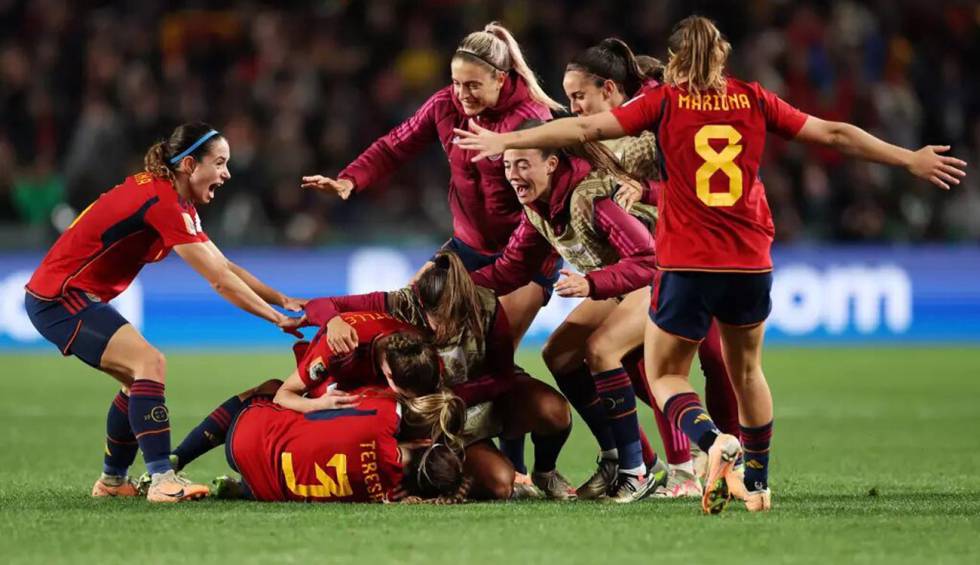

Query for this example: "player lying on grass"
[454,15,966,514]
[468,119,668,503]
[562,37,742,498]
[295,251,576,500]
[24,122,305,502]
[169,381,465,503]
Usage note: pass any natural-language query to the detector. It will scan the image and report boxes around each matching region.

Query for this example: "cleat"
[211,475,246,500]
[603,469,660,504]
[654,467,703,498]
[91,475,139,497]
[692,445,708,483]
[146,470,209,503]
[727,462,750,501]
[134,472,152,496]
[701,433,742,515]
[510,472,544,500]
[530,470,577,500]
[744,488,772,512]
[577,457,618,500]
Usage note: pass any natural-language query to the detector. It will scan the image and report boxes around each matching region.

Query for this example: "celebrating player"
[301,22,562,345]
[298,251,576,500]
[175,384,465,503]
[24,122,305,502]
[453,15,965,513]
[469,120,667,503]
[563,38,741,497]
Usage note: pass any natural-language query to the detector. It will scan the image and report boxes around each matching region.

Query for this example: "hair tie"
[169,130,219,164]
[455,49,506,72]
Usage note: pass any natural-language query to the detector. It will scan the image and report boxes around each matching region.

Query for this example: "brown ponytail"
[454,22,564,112]
[567,38,662,98]
[663,16,731,94]
[142,121,224,183]
[376,332,442,396]
[414,250,485,346]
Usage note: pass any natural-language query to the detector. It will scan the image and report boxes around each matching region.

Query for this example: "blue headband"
[169,130,220,164]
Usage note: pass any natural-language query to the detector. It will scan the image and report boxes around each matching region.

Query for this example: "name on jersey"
[359,440,386,502]
[678,92,751,112]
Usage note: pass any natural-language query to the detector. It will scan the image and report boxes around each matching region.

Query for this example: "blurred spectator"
[0,0,976,247]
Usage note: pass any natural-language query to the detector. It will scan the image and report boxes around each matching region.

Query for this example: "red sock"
[624,346,690,465]
[699,322,740,439]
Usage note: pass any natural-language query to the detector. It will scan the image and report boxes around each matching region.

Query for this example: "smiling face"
[177,136,231,205]
[451,58,506,116]
[503,148,558,205]
[562,70,622,116]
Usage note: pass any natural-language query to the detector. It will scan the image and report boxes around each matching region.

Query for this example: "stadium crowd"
[1,0,978,246]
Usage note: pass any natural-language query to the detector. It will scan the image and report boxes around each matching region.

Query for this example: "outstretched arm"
[454,112,625,162]
[273,369,361,414]
[203,241,306,311]
[795,117,967,190]
[174,241,298,335]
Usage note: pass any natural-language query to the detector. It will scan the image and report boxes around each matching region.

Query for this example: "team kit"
[23,17,964,513]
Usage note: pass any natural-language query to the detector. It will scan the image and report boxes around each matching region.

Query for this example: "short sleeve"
[756,84,809,139]
[610,87,666,137]
[144,201,207,247]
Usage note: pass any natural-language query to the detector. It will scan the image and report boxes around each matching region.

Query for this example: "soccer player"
[298,251,576,500]
[469,120,667,503]
[24,122,305,502]
[168,314,458,472]
[179,386,465,503]
[563,38,740,498]
[453,15,965,513]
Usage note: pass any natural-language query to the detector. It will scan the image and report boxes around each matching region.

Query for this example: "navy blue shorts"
[437,237,562,301]
[25,290,129,369]
[651,271,773,341]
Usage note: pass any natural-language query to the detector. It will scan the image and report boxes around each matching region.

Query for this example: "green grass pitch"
[2,347,979,564]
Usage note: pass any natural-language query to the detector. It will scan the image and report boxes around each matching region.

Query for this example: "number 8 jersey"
[611,79,809,272]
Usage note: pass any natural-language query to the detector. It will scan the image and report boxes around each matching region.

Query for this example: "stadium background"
[0,0,978,349]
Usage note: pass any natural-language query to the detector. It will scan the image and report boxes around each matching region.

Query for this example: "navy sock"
[664,392,721,453]
[173,395,245,470]
[531,424,571,474]
[555,365,615,452]
[128,380,172,475]
[103,391,138,476]
[593,367,643,472]
[741,421,773,492]
[499,436,527,474]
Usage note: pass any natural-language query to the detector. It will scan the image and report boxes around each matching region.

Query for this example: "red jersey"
[229,393,403,503]
[297,311,418,397]
[26,173,208,301]
[611,79,809,271]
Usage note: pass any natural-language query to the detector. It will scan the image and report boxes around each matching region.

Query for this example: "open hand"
[314,387,362,410]
[453,120,506,162]
[277,314,307,338]
[555,269,590,298]
[281,296,308,312]
[907,146,967,190]
[614,178,643,211]
[301,175,355,199]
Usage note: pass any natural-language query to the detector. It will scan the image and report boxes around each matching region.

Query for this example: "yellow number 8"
[694,125,743,207]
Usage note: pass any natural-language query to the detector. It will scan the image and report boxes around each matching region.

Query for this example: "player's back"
[614,78,807,271]
[26,172,206,301]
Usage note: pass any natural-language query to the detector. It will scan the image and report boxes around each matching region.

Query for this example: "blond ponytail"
[484,22,564,112]
[663,16,731,94]
[402,390,466,452]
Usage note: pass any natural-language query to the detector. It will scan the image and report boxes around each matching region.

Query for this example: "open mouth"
[512,182,531,199]
[208,182,222,198]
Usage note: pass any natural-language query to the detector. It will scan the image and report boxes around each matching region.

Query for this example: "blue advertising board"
[1,245,978,350]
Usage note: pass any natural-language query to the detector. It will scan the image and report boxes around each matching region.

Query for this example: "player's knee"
[542,338,575,376]
[584,333,616,369]
[535,389,572,433]
[256,379,283,396]
[484,466,515,500]
[138,348,167,382]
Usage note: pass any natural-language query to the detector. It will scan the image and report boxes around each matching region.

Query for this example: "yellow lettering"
[281,452,353,499]
[739,94,750,109]
[691,94,701,111]
[678,94,689,110]
[362,462,377,473]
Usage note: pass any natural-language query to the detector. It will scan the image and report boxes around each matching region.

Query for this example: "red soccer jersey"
[297,311,418,397]
[229,393,403,503]
[611,79,809,271]
[26,172,208,302]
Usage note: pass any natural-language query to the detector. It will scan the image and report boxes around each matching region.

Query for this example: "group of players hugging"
[25,16,963,513]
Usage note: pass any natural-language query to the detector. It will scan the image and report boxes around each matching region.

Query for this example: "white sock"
[620,464,647,477]
[670,460,695,475]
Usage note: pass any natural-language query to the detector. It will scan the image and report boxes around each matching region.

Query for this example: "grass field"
[2,347,979,565]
